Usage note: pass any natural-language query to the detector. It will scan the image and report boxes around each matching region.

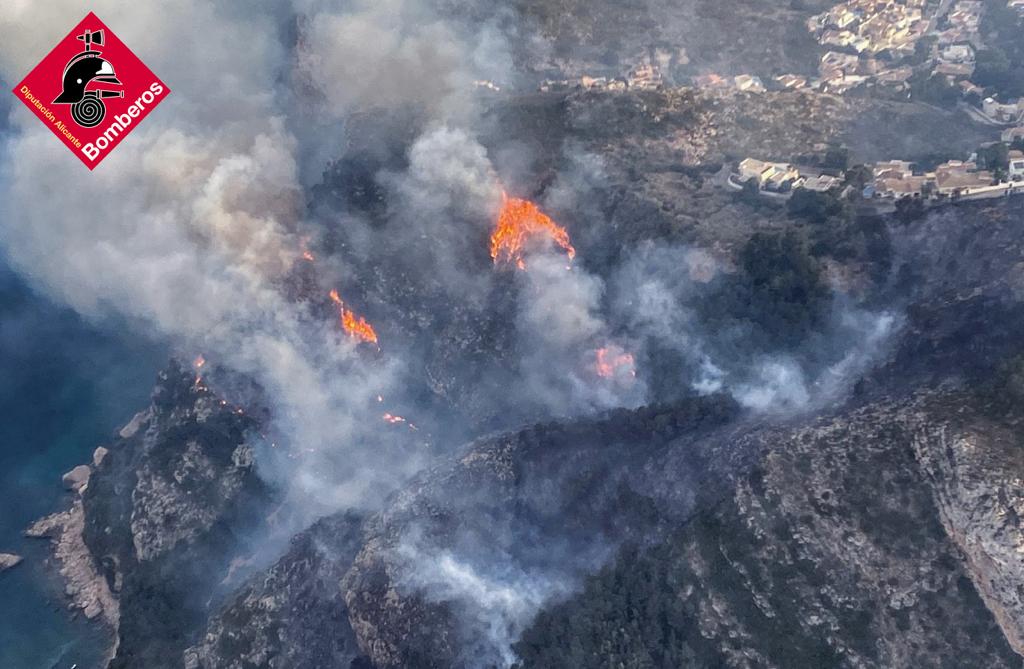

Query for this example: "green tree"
[822,146,850,170]
[894,197,926,224]
[978,142,1010,172]
[738,177,763,206]
[736,232,831,349]
[787,188,849,224]
[844,164,874,193]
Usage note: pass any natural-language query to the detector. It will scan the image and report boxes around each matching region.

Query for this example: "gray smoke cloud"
[294,0,510,123]
[0,1,420,525]
[1,2,904,666]
[0,8,621,655]
[611,242,900,413]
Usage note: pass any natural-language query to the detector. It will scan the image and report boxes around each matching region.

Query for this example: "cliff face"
[910,404,1024,656]
[512,393,1022,667]
[76,362,271,668]
[34,342,1024,669]
[341,396,742,668]
[185,512,366,669]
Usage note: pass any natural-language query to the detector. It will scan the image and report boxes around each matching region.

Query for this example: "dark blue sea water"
[0,263,166,669]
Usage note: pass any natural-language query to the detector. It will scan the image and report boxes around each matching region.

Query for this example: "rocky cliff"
[185,512,366,669]
[514,392,1023,668]
[33,362,272,668]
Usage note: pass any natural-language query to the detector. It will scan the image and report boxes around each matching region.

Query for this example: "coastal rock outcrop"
[0,552,22,572]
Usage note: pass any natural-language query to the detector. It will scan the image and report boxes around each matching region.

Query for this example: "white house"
[983,97,1023,124]
[939,43,975,64]
[1010,150,1024,181]
[738,159,800,190]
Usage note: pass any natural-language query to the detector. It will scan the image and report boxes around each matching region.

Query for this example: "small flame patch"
[329,289,379,345]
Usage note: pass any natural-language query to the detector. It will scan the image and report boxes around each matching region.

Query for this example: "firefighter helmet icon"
[52,29,124,128]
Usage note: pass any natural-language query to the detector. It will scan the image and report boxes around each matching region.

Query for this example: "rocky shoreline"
[0,552,22,572]
[24,453,120,666]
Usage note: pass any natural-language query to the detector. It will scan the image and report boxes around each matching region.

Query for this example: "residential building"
[939,43,975,64]
[877,175,930,198]
[933,62,974,81]
[1001,126,1024,143]
[737,159,804,192]
[802,174,843,191]
[820,51,861,78]
[983,97,1023,124]
[775,74,808,89]
[959,80,984,98]
[628,63,663,90]
[1010,150,1024,181]
[694,74,730,89]
[934,160,994,196]
[876,66,914,88]
[734,74,766,93]
[873,160,914,180]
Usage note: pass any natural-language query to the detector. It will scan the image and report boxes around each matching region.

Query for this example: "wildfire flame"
[329,289,379,345]
[595,346,637,379]
[491,192,575,270]
[192,355,207,389]
[382,412,419,431]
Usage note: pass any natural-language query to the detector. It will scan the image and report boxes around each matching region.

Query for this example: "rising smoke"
[0,1,901,665]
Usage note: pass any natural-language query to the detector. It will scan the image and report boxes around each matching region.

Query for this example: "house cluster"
[807,0,928,56]
[801,0,988,97]
[540,58,667,93]
[815,50,914,94]
[931,41,975,85]
[934,0,984,44]
[539,48,688,94]
[737,158,843,194]
[870,152,1024,200]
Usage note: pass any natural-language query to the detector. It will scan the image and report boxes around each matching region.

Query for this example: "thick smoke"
[2,2,903,666]
[0,1,417,524]
[0,6,605,661]
[515,248,647,415]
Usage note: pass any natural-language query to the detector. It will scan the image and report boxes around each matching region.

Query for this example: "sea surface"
[0,262,166,669]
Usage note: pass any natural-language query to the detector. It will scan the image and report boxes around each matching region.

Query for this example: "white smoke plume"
[515,249,647,415]
[612,243,900,413]
[0,1,422,524]
[397,539,571,668]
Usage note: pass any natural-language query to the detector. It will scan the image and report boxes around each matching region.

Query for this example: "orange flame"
[491,192,575,270]
[595,347,637,379]
[329,289,379,345]
[382,412,419,431]
[192,355,207,389]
